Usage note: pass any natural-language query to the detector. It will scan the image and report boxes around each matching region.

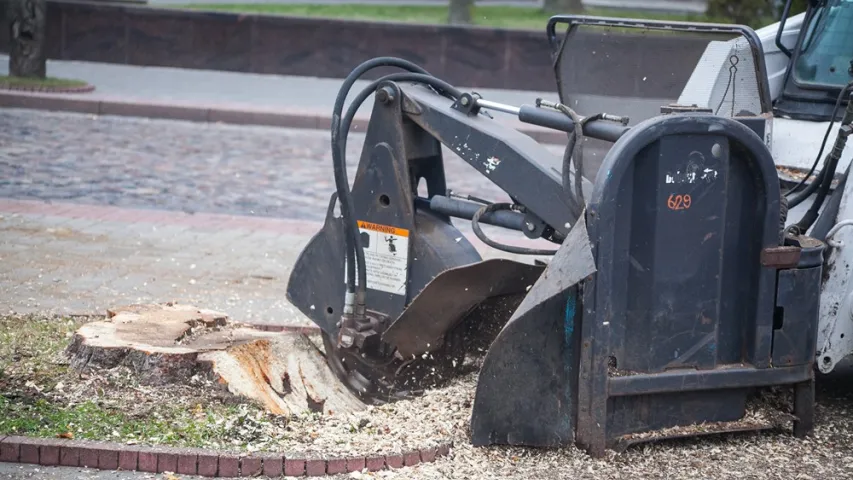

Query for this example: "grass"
[0,396,255,448]
[0,75,89,88]
[170,4,733,30]
[0,314,80,382]
[0,314,272,450]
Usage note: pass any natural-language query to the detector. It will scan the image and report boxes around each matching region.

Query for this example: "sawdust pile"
[345,371,853,480]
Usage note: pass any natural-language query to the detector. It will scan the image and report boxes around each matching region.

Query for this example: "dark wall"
[0,0,711,95]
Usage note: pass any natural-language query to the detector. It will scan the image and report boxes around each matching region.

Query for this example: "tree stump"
[8,0,47,78]
[66,303,366,416]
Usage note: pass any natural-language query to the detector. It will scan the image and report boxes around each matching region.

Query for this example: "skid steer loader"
[286,0,853,456]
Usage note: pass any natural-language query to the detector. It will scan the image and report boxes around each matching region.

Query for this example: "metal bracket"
[451,92,481,116]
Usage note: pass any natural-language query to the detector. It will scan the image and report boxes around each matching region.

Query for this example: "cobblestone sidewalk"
[0,110,565,324]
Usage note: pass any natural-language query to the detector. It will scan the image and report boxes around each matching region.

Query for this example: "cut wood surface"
[66,303,366,416]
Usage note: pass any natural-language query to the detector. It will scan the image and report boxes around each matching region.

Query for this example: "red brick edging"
[0,436,452,477]
[0,83,96,94]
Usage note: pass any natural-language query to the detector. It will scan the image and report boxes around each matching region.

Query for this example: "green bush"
[707,0,810,28]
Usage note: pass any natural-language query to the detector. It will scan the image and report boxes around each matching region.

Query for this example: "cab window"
[793,0,853,88]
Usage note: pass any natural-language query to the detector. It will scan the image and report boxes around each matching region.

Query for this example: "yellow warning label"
[357,220,410,237]
[345,220,411,296]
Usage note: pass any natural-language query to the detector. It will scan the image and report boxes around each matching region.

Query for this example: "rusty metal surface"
[612,423,776,453]
[381,259,545,358]
[760,246,802,268]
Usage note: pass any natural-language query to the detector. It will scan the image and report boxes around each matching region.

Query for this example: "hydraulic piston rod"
[474,98,630,143]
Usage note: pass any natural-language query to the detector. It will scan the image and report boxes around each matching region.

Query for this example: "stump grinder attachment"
[287,16,827,456]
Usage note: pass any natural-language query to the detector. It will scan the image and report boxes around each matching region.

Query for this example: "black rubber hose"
[338,73,462,156]
[792,143,843,233]
[471,203,559,256]
[334,69,461,306]
[553,103,585,217]
[787,171,823,208]
[330,58,431,304]
[787,81,853,206]
[792,93,853,234]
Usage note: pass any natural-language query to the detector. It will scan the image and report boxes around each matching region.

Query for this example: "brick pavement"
[0,108,578,221]
[0,109,566,324]
[0,198,552,323]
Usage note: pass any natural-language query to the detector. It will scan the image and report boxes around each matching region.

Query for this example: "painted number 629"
[667,194,691,211]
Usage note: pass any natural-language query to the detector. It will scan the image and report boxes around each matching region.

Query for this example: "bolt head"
[461,96,470,106]
[711,143,723,159]
[377,86,396,104]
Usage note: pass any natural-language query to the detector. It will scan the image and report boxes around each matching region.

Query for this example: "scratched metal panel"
[621,134,729,372]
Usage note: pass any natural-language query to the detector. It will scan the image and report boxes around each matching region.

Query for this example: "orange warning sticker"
[345,220,411,296]
[357,220,410,237]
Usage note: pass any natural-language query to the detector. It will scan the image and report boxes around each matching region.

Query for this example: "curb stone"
[0,436,453,477]
[0,91,567,145]
[0,83,96,94]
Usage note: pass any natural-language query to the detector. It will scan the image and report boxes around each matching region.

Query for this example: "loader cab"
[774,0,853,122]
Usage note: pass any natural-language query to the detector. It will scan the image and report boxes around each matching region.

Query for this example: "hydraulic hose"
[536,99,585,219]
[787,80,853,208]
[471,203,559,256]
[338,74,460,306]
[791,91,853,235]
[331,58,461,314]
[331,58,429,312]
[787,170,823,208]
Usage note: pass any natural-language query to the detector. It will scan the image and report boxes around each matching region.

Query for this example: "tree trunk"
[8,0,46,78]
[448,0,473,25]
[542,0,584,15]
[66,303,366,416]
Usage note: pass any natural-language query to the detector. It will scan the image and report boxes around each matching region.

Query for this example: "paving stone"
[79,447,99,469]
[177,450,198,475]
[284,457,306,477]
[326,457,347,475]
[96,445,120,470]
[346,456,366,473]
[241,455,262,476]
[365,456,386,472]
[385,453,404,469]
[218,454,240,477]
[261,454,283,477]
[305,458,326,476]
[404,451,421,467]
[118,449,138,471]
[0,438,19,462]
[420,447,438,463]
[18,443,38,464]
[137,451,158,473]
[437,444,451,457]
[0,109,538,314]
[40,443,61,466]
[157,450,178,473]
[197,454,218,477]
[59,445,80,467]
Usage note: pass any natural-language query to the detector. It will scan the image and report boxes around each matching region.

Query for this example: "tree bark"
[542,0,584,15]
[8,0,46,78]
[448,0,473,25]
